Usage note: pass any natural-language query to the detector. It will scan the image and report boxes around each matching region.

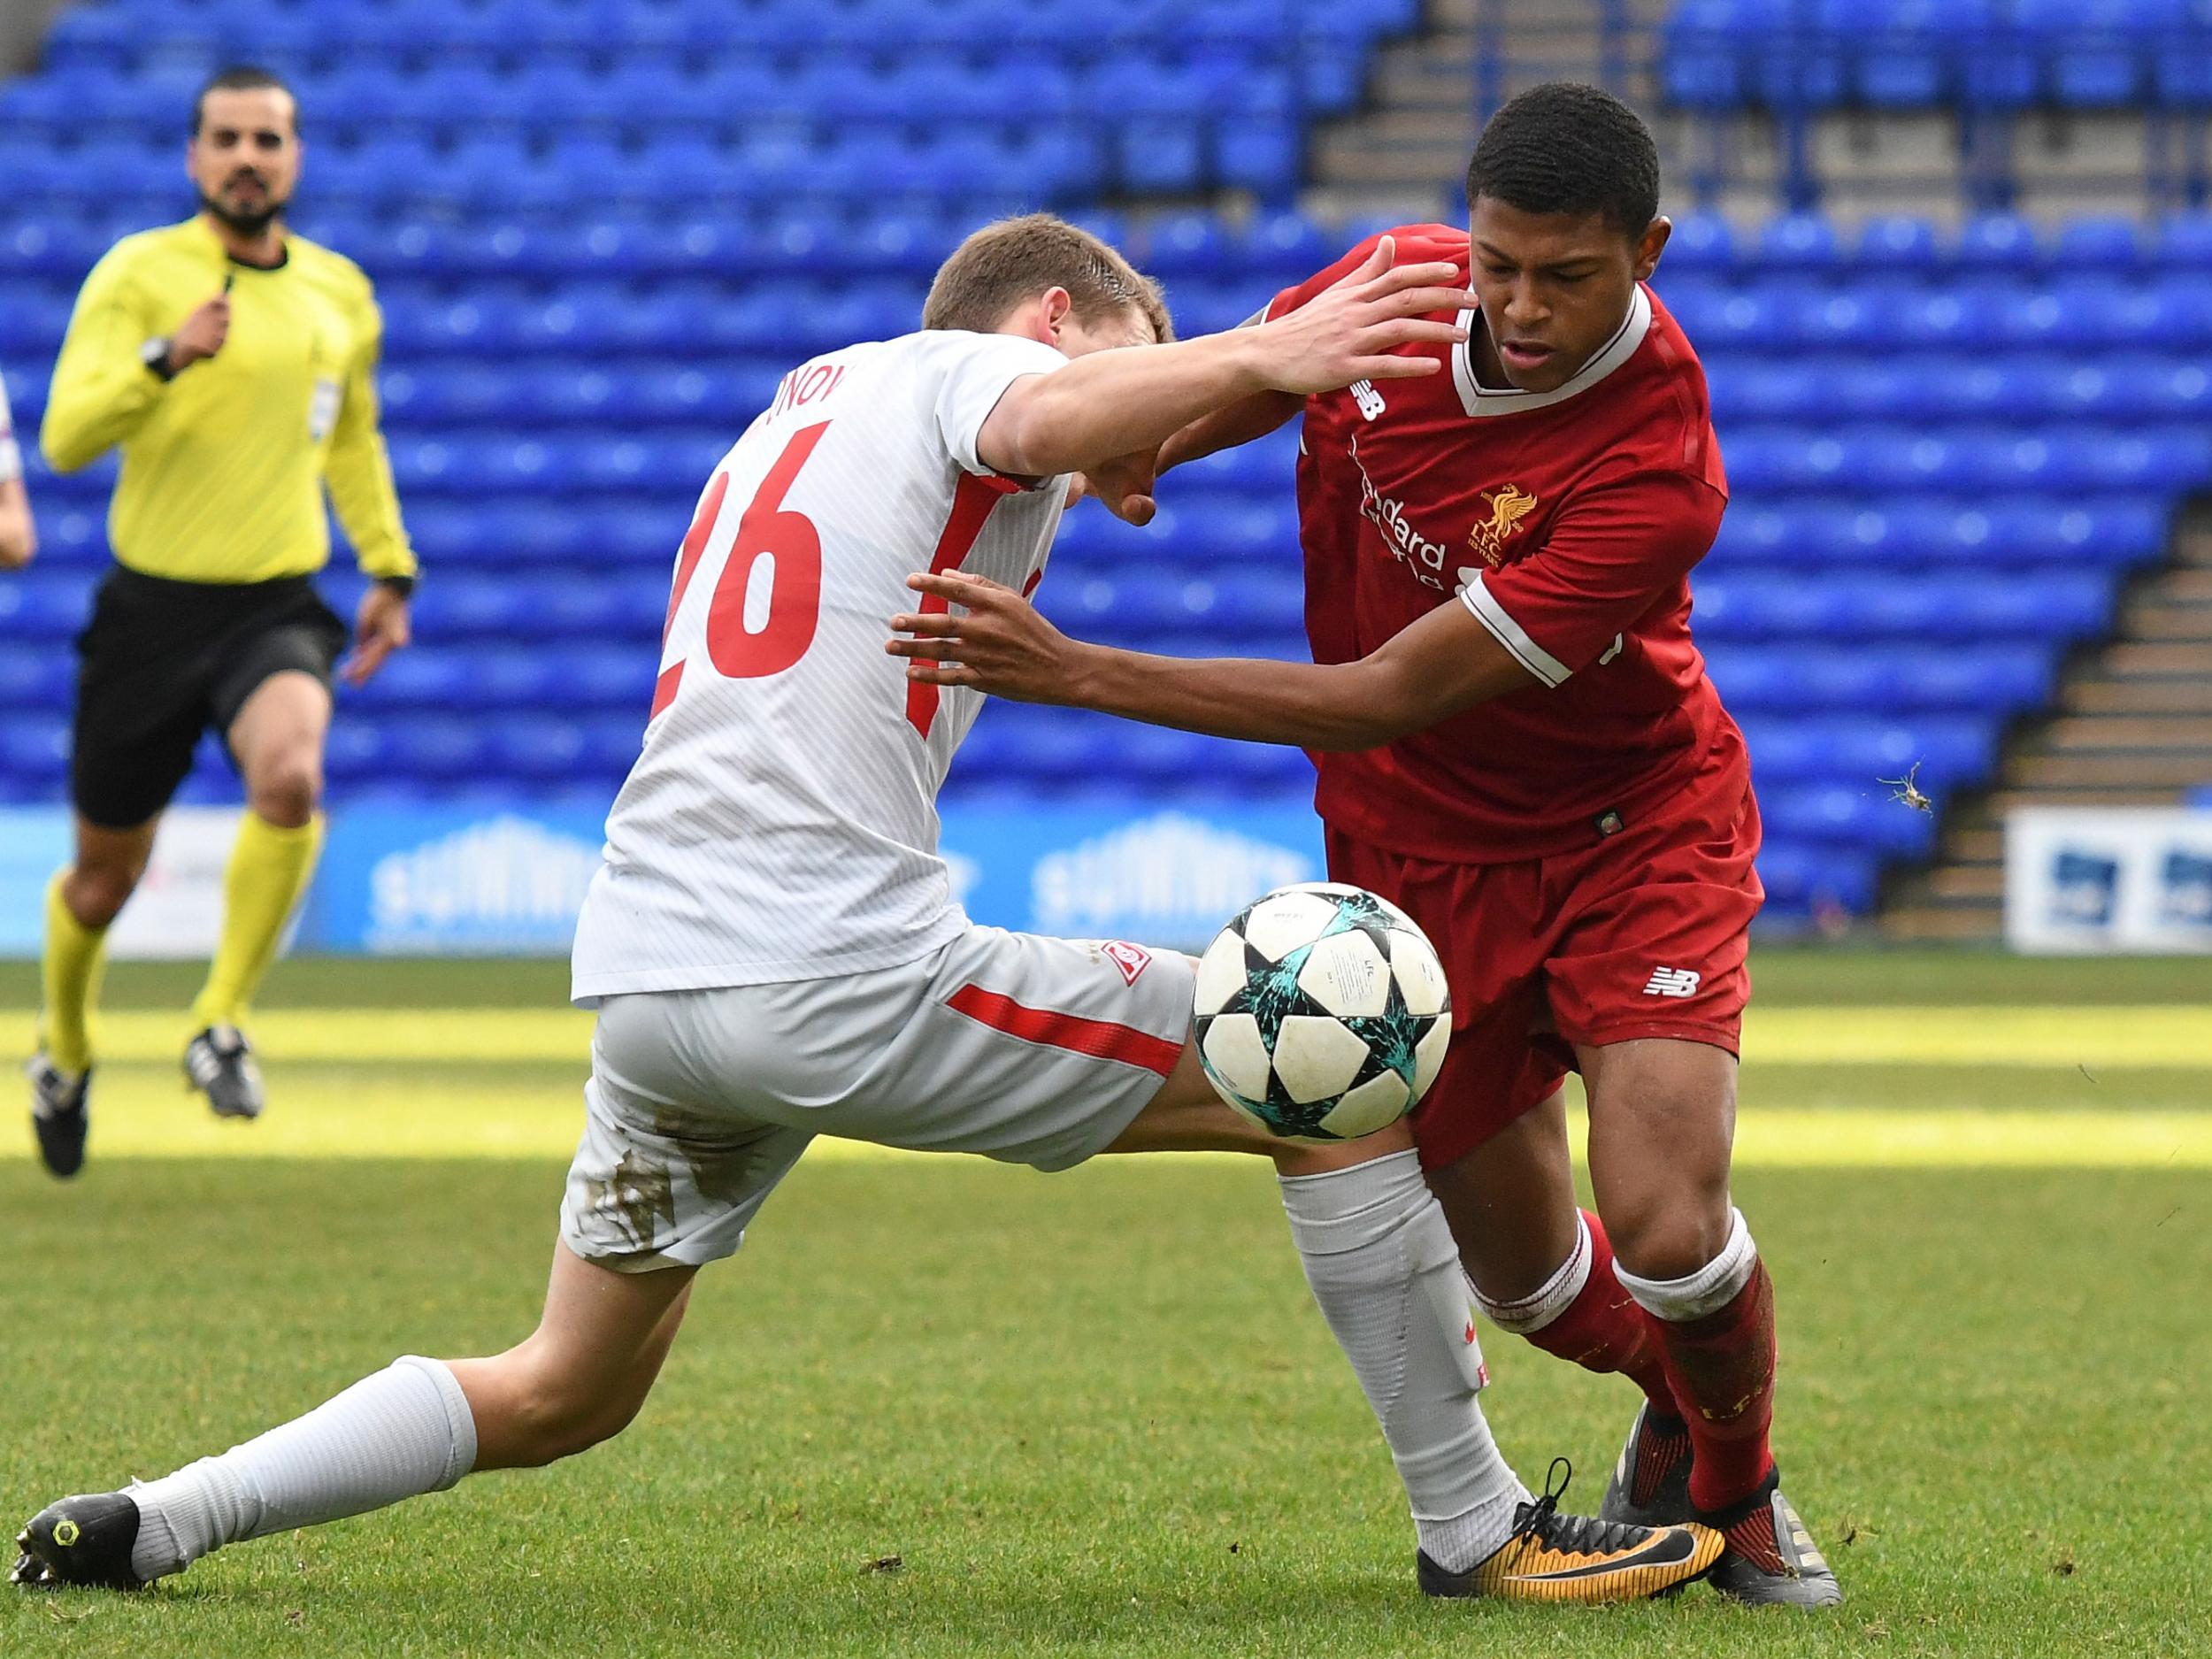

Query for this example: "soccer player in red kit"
[888,83,1840,1607]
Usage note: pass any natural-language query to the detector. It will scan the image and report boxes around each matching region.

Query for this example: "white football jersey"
[570,329,1072,1000]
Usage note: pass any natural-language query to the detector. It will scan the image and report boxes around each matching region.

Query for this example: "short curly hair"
[1465,82,1660,237]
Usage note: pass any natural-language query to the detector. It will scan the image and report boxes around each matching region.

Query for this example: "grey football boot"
[183,1025,265,1119]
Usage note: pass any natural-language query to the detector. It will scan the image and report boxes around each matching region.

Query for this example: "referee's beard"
[200,185,288,240]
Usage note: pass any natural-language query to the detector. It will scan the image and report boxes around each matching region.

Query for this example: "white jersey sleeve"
[918,330,1067,478]
[0,378,20,485]
[571,330,1076,1002]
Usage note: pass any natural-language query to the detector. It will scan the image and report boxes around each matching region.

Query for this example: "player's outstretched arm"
[1154,390,1305,480]
[887,569,1534,750]
[976,237,1473,480]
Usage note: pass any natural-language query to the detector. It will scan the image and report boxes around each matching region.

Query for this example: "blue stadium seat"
[2054,215,2150,272]
[1953,213,2040,272]
[1851,214,1937,271]
[1756,213,1841,270]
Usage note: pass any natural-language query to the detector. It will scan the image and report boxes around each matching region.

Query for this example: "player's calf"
[449,1348,662,1471]
[1611,1210,1842,1608]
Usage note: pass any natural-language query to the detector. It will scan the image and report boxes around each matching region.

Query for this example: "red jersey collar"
[1450,282,1652,419]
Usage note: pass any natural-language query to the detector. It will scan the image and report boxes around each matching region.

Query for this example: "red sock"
[1650,1259,1778,1515]
[1520,1210,1680,1421]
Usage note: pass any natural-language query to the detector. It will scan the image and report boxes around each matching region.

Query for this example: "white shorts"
[559,926,1194,1271]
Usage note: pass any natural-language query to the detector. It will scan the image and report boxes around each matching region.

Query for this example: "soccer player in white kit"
[14,218,1717,1607]
[0,373,35,569]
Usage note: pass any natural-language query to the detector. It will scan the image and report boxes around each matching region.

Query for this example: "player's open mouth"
[1499,341,1555,370]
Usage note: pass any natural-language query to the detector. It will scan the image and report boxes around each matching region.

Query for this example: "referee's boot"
[183,1025,265,1120]
[26,1056,91,1179]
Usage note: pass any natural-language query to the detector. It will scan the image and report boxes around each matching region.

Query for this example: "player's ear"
[1040,286,1075,342]
[1634,217,1671,281]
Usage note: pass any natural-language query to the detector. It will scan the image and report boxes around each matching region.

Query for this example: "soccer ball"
[1193,882,1452,1141]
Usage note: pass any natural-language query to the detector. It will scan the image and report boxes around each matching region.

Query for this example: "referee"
[28,66,417,1177]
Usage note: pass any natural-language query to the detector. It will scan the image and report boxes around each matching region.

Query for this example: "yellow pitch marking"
[10,1003,2210,1069]
[1744,1007,2212,1069]
[6,1003,2210,1169]
[13,1071,2210,1168]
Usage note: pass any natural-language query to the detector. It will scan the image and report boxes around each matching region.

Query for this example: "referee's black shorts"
[71,566,349,830]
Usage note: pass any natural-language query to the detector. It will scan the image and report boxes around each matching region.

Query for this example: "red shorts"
[1326,779,1763,1172]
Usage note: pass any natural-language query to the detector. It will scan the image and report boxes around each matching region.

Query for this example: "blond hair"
[923,213,1171,341]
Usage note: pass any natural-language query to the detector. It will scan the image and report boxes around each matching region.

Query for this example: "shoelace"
[1507,1458,1647,1558]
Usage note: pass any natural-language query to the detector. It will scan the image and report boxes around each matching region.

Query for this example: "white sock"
[1279,1149,1528,1572]
[127,1356,476,1582]
[1471,1210,1593,1336]
[1614,1208,1757,1323]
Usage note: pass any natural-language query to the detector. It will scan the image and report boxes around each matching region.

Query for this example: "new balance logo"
[1350,380,1386,421]
[1642,967,1701,998]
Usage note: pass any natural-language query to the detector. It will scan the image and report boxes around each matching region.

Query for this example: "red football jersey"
[1264,225,1747,863]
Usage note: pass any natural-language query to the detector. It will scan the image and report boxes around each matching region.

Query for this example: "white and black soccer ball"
[1193,882,1452,1141]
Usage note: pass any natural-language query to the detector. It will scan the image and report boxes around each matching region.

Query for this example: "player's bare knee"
[499,1371,639,1466]
[248,752,322,827]
[64,861,141,929]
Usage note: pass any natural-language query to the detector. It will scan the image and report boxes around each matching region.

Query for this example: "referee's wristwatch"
[140,336,178,381]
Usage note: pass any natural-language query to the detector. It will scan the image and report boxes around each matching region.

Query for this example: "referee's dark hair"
[191,65,299,136]
[1465,82,1660,238]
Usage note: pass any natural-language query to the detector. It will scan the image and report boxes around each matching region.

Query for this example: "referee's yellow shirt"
[42,216,417,586]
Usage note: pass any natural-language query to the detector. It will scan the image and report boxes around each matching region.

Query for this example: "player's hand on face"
[341,583,411,687]
[1254,235,1478,396]
[169,288,233,371]
[887,571,1081,704]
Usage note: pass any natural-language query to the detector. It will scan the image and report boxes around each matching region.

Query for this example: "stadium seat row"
[0,565,2124,649]
[326,428,2200,499]
[0,423,2072,501]
[1663,0,2212,111]
[1708,356,2212,423]
[20,349,2208,441]
[0,695,1980,824]
[1665,211,2212,273]
[19,206,2212,287]
[0,211,1353,285]
[46,0,1415,62]
[0,642,2055,725]
[1663,278,2212,350]
[3,57,1337,129]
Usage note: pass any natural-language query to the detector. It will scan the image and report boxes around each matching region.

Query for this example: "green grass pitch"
[3,951,2209,1656]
